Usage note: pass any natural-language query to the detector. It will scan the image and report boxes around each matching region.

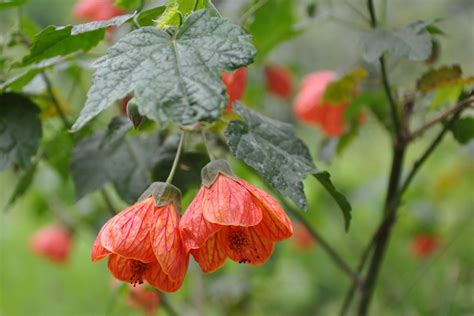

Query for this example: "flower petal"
[107,254,135,282]
[222,226,274,266]
[190,232,227,273]
[238,180,293,241]
[180,188,222,252]
[150,203,189,282]
[101,198,156,263]
[145,261,186,292]
[202,175,262,227]
[91,220,111,261]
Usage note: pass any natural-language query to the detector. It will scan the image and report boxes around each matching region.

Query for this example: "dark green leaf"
[71,13,135,35]
[225,103,316,210]
[136,6,166,26]
[247,0,301,63]
[450,117,474,145]
[0,0,28,10]
[0,93,42,171]
[100,116,132,150]
[71,131,161,203]
[313,172,352,231]
[71,9,256,131]
[363,20,432,62]
[2,160,37,212]
[19,26,104,67]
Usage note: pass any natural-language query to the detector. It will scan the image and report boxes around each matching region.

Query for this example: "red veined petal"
[222,226,274,266]
[190,232,227,273]
[238,180,293,241]
[202,175,263,227]
[101,198,156,263]
[91,220,112,261]
[107,254,148,284]
[151,203,189,282]
[145,261,186,292]
[180,189,222,252]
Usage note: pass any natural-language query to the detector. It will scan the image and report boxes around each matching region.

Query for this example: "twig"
[239,0,270,25]
[406,96,474,141]
[343,0,370,23]
[279,198,364,289]
[41,72,71,129]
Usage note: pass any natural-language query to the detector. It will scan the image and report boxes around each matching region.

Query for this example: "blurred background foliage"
[1,0,473,315]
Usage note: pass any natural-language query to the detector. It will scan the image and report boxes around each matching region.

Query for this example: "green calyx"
[138,182,182,209]
[201,159,237,187]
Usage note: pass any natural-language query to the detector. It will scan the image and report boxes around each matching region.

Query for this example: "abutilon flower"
[221,67,247,111]
[91,183,189,292]
[180,160,293,273]
[265,64,293,99]
[29,224,73,264]
[73,0,124,22]
[293,71,351,137]
[410,233,440,258]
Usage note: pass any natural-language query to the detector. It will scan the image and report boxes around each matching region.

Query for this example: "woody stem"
[166,132,185,184]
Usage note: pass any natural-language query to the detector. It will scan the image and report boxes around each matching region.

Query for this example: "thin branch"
[343,0,370,23]
[41,72,71,129]
[407,96,474,141]
[166,132,185,184]
[208,0,222,17]
[101,189,117,216]
[279,198,364,289]
[239,0,270,25]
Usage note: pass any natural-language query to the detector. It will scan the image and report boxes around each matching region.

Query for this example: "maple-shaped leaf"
[71,9,256,131]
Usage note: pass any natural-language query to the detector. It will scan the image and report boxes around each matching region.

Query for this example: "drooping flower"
[410,233,440,258]
[291,222,316,251]
[221,67,247,111]
[180,160,293,273]
[126,283,160,315]
[265,64,293,99]
[29,224,73,264]
[73,0,124,22]
[92,183,189,292]
[293,71,349,137]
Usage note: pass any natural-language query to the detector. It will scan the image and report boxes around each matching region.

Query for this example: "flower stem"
[166,132,185,184]
[201,129,215,161]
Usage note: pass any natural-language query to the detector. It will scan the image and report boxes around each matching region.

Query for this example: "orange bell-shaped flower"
[92,183,189,292]
[30,224,73,264]
[180,160,293,273]
[221,67,247,111]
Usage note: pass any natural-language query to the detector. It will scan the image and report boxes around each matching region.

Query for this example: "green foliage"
[114,0,140,10]
[71,10,256,131]
[99,116,132,150]
[70,13,135,35]
[323,68,368,104]
[136,6,166,26]
[349,90,391,130]
[0,0,28,10]
[0,93,42,171]
[363,20,432,62]
[450,117,474,145]
[247,0,300,63]
[71,130,161,203]
[417,65,474,95]
[313,172,352,231]
[225,102,317,210]
[2,160,37,211]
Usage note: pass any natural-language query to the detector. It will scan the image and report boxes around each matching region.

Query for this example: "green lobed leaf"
[19,26,104,67]
[313,172,352,231]
[450,117,474,145]
[0,93,42,171]
[156,0,207,29]
[71,9,256,131]
[363,20,432,62]
[247,0,301,63]
[70,131,162,203]
[0,0,28,10]
[136,6,166,26]
[225,102,316,210]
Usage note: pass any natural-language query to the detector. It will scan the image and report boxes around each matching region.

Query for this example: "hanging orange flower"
[180,160,293,273]
[410,233,440,258]
[91,183,189,292]
[29,224,73,264]
[221,67,247,111]
[265,64,293,99]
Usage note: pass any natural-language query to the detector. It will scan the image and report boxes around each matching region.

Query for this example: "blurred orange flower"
[126,283,161,315]
[180,160,293,273]
[410,233,440,258]
[91,186,189,292]
[73,0,124,22]
[292,222,316,251]
[221,67,247,111]
[30,224,73,264]
[265,64,293,99]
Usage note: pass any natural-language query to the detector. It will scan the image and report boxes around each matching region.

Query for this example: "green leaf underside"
[313,172,352,231]
[71,9,256,131]
[71,132,161,203]
[247,0,300,63]
[20,26,104,67]
[71,13,135,35]
[0,93,42,171]
[363,20,432,62]
[225,103,316,210]
[450,117,474,145]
